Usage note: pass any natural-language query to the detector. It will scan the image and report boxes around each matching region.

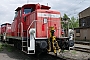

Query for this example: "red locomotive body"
[11,4,61,38]
[36,10,61,38]
[1,4,74,55]
[0,27,1,36]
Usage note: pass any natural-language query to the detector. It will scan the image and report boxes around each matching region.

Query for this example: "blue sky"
[0,0,90,25]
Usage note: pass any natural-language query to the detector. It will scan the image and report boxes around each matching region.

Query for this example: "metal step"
[22,50,28,54]
[22,38,28,52]
[22,46,27,47]
[22,47,27,51]
[22,40,27,43]
[22,42,27,46]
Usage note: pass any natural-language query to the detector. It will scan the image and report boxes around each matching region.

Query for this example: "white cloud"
[0,0,90,25]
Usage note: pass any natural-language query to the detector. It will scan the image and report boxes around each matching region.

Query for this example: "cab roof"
[15,3,51,11]
[1,23,11,26]
[15,7,21,11]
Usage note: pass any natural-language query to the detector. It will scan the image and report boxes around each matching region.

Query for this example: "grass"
[71,50,76,54]
[60,50,68,53]
[6,45,14,52]
[0,42,3,51]
[0,42,15,52]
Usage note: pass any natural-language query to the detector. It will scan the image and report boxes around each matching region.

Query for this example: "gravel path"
[60,50,90,60]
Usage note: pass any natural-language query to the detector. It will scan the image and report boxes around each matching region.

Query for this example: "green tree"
[61,14,79,36]
[61,14,70,36]
[63,14,69,19]
[62,14,79,29]
[69,16,79,29]
[62,14,69,29]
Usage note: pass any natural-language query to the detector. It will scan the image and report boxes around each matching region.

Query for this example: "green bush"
[0,43,3,51]
[0,42,14,52]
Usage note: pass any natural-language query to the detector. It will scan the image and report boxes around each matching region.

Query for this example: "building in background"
[74,7,90,41]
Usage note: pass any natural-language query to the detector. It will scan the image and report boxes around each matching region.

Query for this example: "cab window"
[20,10,21,17]
[24,8,33,14]
[14,11,18,19]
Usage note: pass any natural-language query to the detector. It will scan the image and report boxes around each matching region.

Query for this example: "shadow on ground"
[0,42,61,60]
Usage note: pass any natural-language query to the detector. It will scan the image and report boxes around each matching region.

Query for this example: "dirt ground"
[0,42,63,60]
[0,42,36,60]
[0,41,90,60]
[49,50,90,60]
[59,50,90,60]
[0,49,31,60]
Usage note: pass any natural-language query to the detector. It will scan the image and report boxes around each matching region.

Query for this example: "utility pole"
[47,3,48,6]
[62,18,70,37]
[67,18,70,37]
[27,0,29,3]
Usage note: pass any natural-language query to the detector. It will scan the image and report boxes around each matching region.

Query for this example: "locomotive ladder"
[22,36,28,53]
[20,23,26,53]
[20,22,29,54]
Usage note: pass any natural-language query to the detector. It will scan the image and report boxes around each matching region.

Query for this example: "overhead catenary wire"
[65,0,86,16]
[67,0,86,13]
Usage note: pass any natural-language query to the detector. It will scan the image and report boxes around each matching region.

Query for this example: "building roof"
[79,7,90,19]
[79,7,90,14]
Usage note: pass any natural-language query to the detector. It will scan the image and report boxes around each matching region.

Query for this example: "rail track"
[74,41,90,53]
[74,47,90,53]
[75,40,90,45]
[73,44,90,53]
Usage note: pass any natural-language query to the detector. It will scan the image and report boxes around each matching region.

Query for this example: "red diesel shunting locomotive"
[1,23,11,42]
[0,3,74,55]
[0,27,1,36]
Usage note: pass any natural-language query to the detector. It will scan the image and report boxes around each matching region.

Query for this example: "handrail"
[27,20,36,47]
[27,20,35,36]
[21,22,23,39]
[27,20,43,39]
